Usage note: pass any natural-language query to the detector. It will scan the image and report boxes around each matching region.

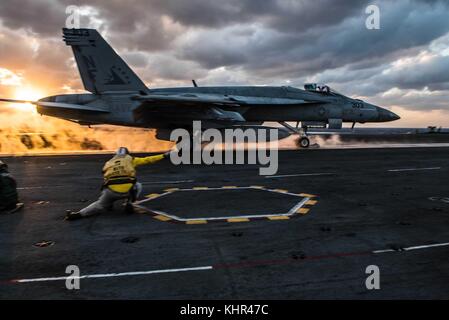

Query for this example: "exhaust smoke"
[0,110,173,154]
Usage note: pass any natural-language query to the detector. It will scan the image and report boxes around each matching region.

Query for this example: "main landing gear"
[279,121,311,149]
[298,136,310,148]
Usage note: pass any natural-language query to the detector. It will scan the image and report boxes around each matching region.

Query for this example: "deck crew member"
[66,147,170,220]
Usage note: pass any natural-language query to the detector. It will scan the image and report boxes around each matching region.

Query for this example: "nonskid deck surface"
[1,146,449,299]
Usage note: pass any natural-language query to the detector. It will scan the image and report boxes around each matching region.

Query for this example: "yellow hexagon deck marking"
[272,189,289,193]
[136,186,318,224]
[267,216,290,220]
[153,214,172,221]
[299,193,317,198]
[145,193,160,199]
[186,220,208,224]
[227,218,250,223]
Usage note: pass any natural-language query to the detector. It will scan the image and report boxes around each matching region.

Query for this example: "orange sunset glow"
[1,0,449,155]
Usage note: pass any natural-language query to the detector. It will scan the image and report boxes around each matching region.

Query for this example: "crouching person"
[0,160,23,214]
[65,147,169,221]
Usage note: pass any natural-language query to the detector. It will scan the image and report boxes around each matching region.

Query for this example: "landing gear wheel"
[298,137,310,148]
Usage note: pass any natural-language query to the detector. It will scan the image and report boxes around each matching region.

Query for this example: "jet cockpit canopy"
[304,83,340,95]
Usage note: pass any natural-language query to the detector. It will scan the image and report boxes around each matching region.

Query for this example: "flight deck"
[1,146,449,299]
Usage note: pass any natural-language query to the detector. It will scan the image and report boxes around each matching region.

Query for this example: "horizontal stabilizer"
[0,98,109,113]
[0,98,35,104]
[36,101,110,113]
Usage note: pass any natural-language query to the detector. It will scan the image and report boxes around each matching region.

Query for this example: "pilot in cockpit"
[317,85,330,93]
[304,83,331,93]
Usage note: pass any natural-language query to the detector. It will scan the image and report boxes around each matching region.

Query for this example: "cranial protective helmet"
[0,160,8,171]
[116,147,130,156]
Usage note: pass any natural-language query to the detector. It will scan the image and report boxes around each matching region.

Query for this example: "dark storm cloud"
[0,0,449,114]
[148,0,370,31]
[1,0,448,70]
[0,0,384,52]
[88,0,373,54]
[0,0,66,36]
[175,0,449,78]
[354,54,449,97]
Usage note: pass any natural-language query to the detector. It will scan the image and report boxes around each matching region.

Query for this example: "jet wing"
[0,98,110,113]
[133,93,326,124]
[133,93,247,122]
[133,93,244,107]
[133,93,325,107]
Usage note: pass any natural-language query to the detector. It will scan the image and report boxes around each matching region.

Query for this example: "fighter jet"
[0,28,400,148]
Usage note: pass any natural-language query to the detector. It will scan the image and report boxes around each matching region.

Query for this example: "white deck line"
[387,167,441,172]
[12,266,213,283]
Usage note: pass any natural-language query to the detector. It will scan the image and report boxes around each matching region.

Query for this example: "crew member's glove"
[163,148,177,158]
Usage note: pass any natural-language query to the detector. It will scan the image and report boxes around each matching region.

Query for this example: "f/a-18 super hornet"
[0,28,399,148]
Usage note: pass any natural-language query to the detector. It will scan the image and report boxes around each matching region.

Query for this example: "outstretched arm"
[132,153,169,167]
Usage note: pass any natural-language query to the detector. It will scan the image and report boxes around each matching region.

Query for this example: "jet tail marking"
[62,28,149,94]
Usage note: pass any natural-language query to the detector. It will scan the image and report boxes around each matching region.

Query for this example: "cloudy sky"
[1,0,449,127]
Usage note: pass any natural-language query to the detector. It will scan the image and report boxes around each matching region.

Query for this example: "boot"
[65,210,83,221]
[124,202,135,214]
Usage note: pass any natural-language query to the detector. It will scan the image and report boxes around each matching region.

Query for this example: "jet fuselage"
[38,85,399,131]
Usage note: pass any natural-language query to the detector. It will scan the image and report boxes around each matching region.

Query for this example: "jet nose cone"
[377,107,400,122]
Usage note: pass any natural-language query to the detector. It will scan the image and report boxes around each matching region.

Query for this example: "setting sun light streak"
[10,86,44,113]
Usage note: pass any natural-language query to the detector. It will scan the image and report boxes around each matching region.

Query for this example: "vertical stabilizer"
[63,28,149,94]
